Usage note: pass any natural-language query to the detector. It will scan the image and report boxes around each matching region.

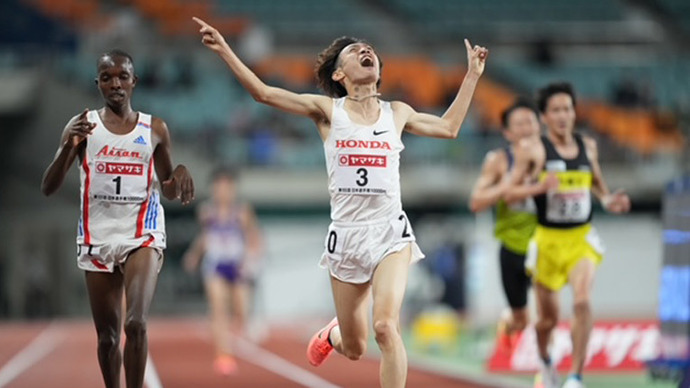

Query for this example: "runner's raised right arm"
[193,17,330,125]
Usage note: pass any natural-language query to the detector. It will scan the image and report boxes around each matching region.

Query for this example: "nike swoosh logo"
[373,130,389,136]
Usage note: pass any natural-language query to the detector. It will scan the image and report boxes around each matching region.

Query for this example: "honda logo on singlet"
[335,140,391,150]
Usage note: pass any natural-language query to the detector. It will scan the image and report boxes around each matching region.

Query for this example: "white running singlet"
[320,98,424,283]
[76,111,165,271]
[323,97,404,223]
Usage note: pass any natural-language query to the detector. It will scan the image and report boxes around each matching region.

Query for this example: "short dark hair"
[314,36,382,97]
[98,49,134,68]
[500,97,539,128]
[210,166,238,182]
[536,82,576,113]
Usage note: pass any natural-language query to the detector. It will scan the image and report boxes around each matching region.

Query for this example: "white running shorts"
[319,212,425,283]
[77,232,165,273]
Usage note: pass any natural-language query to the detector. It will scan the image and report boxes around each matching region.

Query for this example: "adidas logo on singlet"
[133,135,147,145]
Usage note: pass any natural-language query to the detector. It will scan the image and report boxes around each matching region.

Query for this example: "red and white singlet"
[76,111,165,272]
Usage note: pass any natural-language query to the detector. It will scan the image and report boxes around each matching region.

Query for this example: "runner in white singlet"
[41,50,194,388]
[76,110,166,272]
[321,97,424,283]
[194,17,487,388]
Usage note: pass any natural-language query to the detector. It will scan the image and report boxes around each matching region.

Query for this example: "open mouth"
[360,56,374,67]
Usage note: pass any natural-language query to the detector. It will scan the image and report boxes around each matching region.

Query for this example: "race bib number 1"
[91,162,148,203]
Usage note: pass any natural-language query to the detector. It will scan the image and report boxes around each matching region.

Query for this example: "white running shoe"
[534,361,560,388]
[561,377,585,388]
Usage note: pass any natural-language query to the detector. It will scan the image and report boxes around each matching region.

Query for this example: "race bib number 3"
[91,162,148,203]
[334,154,391,195]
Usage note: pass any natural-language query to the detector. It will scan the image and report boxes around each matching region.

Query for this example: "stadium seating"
[15,0,686,162]
[385,0,626,40]
[656,0,690,36]
[216,0,379,44]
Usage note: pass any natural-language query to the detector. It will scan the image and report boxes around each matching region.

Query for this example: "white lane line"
[0,323,62,387]
[144,352,163,388]
[194,324,341,388]
[406,355,532,388]
[234,337,342,388]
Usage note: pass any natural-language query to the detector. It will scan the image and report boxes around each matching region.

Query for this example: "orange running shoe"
[306,317,338,367]
[496,330,513,354]
[495,315,512,354]
[213,354,238,376]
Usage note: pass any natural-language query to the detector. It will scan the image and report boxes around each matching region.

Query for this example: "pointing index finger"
[464,38,472,51]
[192,17,209,28]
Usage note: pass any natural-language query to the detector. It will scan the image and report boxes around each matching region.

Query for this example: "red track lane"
[2,321,106,388]
[263,335,492,388]
[0,322,48,367]
[0,318,498,388]
[148,320,305,388]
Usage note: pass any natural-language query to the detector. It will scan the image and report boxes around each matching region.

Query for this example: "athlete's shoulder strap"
[330,97,348,125]
[137,112,152,128]
[572,132,590,164]
[573,132,586,150]
[380,99,391,111]
[87,110,99,123]
[540,135,559,160]
[333,97,346,109]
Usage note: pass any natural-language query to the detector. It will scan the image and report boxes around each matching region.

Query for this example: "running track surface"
[0,318,505,388]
